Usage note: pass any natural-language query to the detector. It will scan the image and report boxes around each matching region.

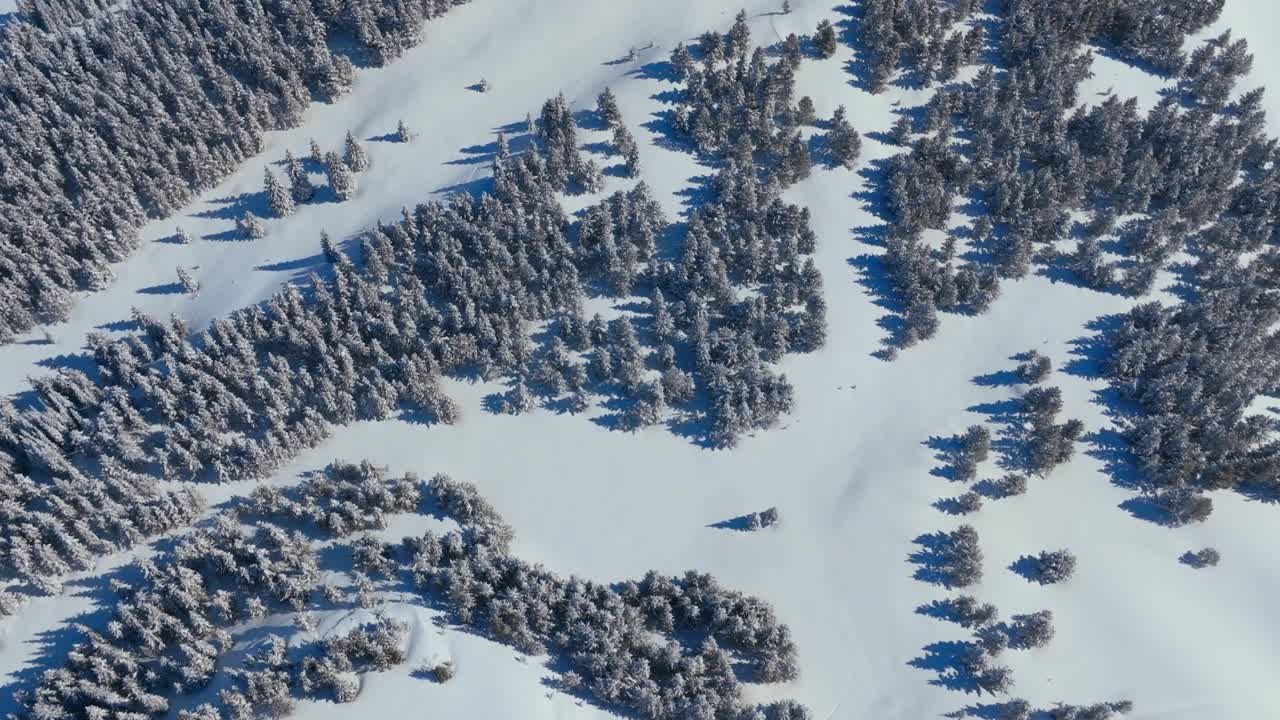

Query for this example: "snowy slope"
[2,2,1279,720]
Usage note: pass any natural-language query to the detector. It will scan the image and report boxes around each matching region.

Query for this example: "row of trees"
[0,0,470,343]
[910,523,1063,697]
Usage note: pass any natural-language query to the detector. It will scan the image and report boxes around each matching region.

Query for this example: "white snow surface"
[2,2,1280,719]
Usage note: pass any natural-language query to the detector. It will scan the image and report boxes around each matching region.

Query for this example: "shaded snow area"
[2,2,1280,720]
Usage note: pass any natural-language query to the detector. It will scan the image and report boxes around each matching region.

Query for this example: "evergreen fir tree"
[597,87,622,128]
[237,212,266,240]
[815,20,838,59]
[285,151,317,204]
[396,119,415,143]
[320,231,341,264]
[176,267,200,295]
[264,168,295,218]
[344,132,370,172]
[325,151,358,201]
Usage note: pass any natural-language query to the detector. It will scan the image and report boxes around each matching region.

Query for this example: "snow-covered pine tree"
[325,151,358,201]
[321,231,341,263]
[264,168,295,218]
[826,106,862,168]
[176,267,200,295]
[815,19,838,59]
[285,151,317,204]
[797,96,817,125]
[344,131,370,172]
[396,119,415,143]
[237,211,266,240]
[597,87,622,128]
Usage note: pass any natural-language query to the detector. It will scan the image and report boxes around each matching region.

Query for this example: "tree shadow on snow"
[136,281,187,295]
[907,639,985,694]
[707,513,760,532]
[193,191,270,222]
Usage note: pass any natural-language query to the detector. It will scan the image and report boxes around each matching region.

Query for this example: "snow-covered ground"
[2,1,1279,719]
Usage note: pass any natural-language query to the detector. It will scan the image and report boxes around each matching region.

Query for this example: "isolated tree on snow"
[597,87,622,128]
[264,168,295,218]
[176,267,200,295]
[237,211,265,240]
[1032,549,1076,584]
[396,119,415,143]
[309,138,324,165]
[174,226,194,244]
[1184,547,1221,568]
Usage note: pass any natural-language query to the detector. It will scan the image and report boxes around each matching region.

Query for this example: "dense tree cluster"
[16,514,325,717]
[16,0,114,32]
[858,0,984,92]
[0,66,830,598]
[1001,0,1225,75]
[0,372,206,603]
[241,460,420,537]
[669,12,815,181]
[407,472,805,720]
[869,2,1274,351]
[294,616,410,703]
[575,182,667,297]
[1102,287,1280,504]
[15,461,807,719]
[0,119,578,590]
[670,160,825,446]
[0,0,470,343]
[537,93,604,193]
[538,151,818,446]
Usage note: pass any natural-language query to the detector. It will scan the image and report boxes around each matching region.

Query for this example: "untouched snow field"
[2,1,1279,719]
